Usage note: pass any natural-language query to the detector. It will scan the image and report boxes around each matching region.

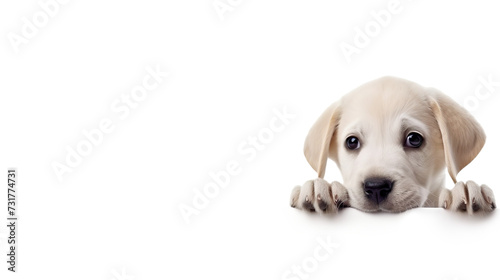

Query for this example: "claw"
[471,197,480,212]
[302,195,315,211]
[318,200,328,211]
[316,195,328,211]
[472,202,480,212]
[336,200,345,209]
[458,200,467,212]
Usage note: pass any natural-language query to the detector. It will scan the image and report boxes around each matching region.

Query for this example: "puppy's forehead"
[340,77,432,124]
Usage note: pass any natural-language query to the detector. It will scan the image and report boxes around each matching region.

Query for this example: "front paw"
[439,181,496,214]
[290,178,349,213]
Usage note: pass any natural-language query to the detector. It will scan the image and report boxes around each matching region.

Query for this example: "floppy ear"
[428,90,486,183]
[303,102,341,178]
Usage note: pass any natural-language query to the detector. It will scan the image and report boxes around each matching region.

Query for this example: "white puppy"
[291,77,495,214]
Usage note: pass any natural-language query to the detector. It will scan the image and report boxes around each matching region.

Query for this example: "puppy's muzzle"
[363,178,394,204]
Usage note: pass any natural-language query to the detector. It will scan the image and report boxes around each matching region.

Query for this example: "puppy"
[290,76,495,214]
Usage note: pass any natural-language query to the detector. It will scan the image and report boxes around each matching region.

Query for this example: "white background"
[1,0,500,279]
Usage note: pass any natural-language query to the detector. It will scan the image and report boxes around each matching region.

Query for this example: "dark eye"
[405,132,424,148]
[346,136,360,150]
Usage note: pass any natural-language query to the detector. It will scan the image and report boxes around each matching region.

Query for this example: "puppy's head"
[304,77,485,212]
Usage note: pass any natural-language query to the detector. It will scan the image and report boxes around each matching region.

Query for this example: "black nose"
[363,178,393,204]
